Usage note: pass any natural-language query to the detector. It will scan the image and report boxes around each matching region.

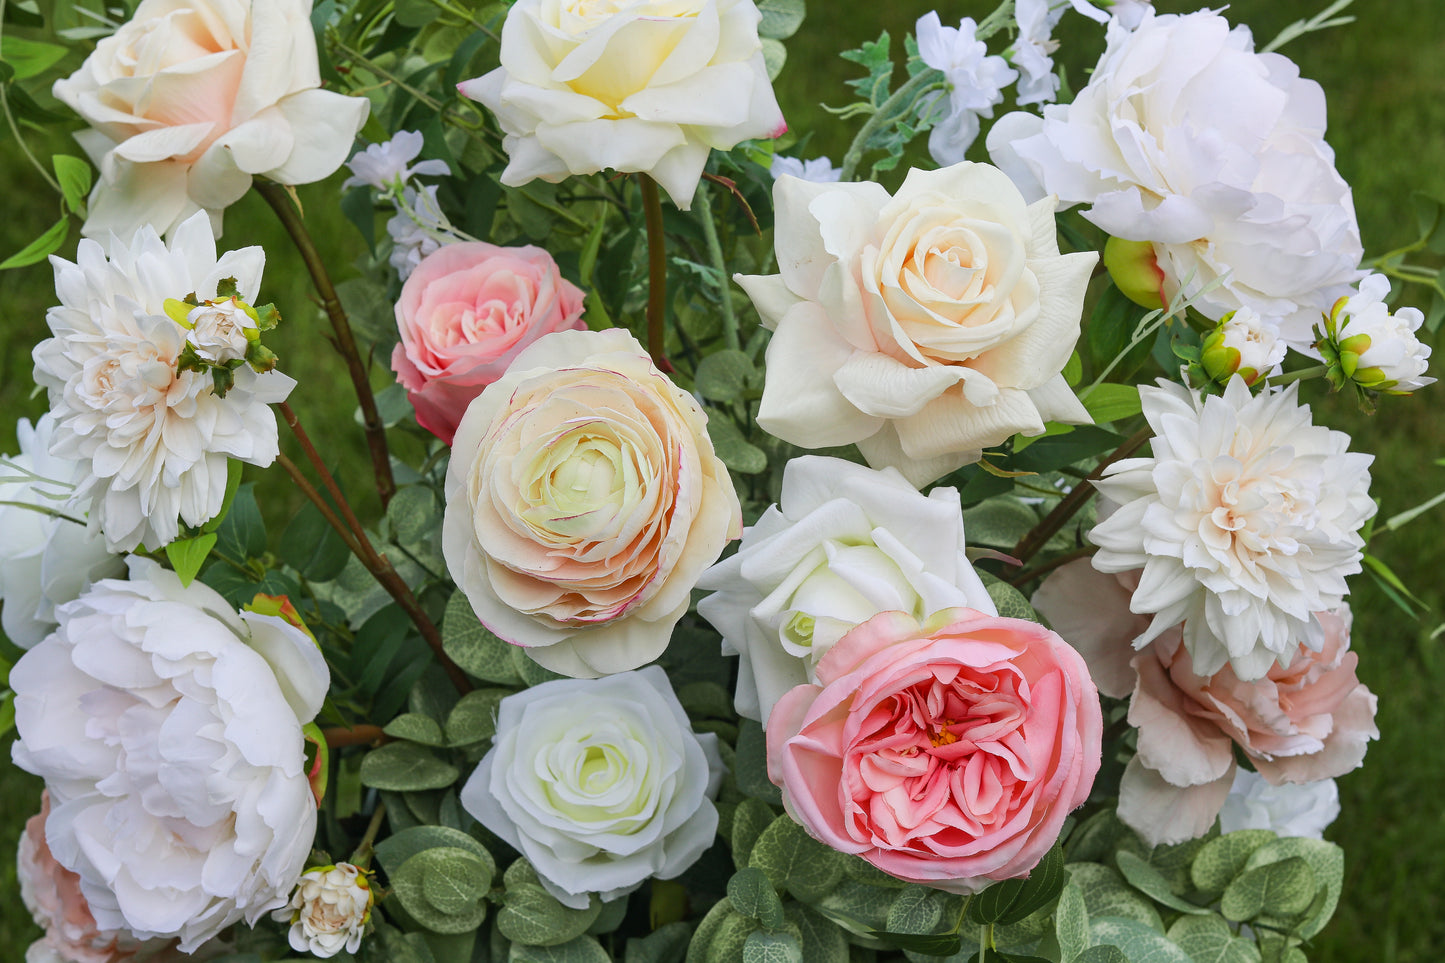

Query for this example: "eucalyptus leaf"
[1088,916,1193,963]
[743,928,804,963]
[749,815,847,901]
[359,742,460,792]
[442,591,524,685]
[728,867,786,929]
[499,883,602,947]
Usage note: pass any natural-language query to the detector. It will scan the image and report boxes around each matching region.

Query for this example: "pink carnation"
[766,608,1102,892]
[392,242,585,443]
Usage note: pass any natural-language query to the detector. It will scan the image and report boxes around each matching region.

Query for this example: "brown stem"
[1009,426,1152,567]
[1007,546,1098,588]
[639,175,671,371]
[255,180,396,506]
[280,402,373,556]
[323,724,387,748]
[277,454,367,562]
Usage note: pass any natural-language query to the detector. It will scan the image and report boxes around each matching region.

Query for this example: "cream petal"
[832,352,965,418]
[855,423,974,488]
[1118,755,1234,846]
[264,89,370,184]
[733,274,800,331]
[757,303,881,449]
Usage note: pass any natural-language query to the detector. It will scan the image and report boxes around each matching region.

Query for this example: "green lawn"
[2,0,1443,958]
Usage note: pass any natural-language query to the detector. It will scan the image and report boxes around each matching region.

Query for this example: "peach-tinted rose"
[766,608,1102,892]
[392,242,586,444]
[1032,560,1378,845]
[442,328,742,678]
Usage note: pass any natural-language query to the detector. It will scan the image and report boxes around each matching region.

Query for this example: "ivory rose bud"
[1200,307,1286,387]
[185,297,258,364]
[767,608,1102,892]
[458,0,785,209]
[392,242,587,444]
[273,863,373,958]
[442,328,741,678]
[696,455,997,726]
[737,163,1096,486]
[54,0,370,239]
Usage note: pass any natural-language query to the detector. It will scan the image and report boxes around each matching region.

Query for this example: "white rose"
[697,455,997,725]
[9,558,329,952]
[989,10,1362,349]
[442,328,741,679]
[736,163,1096,486]
[0,414,123,649]
[54,0,370,239]
[460,667,723,909]
[1218,770,1340,840]
[458,0,785,209]
[1201,306,1286,386]
[1331,273,1433,393]
[273,863,373,958]
[186,298,258,364]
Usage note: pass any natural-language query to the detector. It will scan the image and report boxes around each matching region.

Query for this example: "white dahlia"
[1090,377,1374,680]
[32,211,295,552]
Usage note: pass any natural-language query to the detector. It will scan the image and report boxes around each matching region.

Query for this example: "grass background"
[1,0,1443,958]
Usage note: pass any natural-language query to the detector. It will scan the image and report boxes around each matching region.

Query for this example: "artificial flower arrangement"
[0,0,1439,961]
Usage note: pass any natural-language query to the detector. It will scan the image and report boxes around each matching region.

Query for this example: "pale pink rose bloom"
[766,608,1102,893]
[1032,560,1378,845]
[392,242,586,444]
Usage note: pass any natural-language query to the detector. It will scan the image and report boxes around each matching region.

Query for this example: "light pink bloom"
[766,608,1102,892]
[392,242,586,444]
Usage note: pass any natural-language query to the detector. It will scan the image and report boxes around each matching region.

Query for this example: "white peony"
[273,863,373,958]
[32,211,295,552]
[460,667,724,909]
[0,414,123,649]
[458,0,785,210]
[1090,378,1375,680]
[54,0,369,239]
[988,9,1362,348]
[9,558,329,952]
[343,130,450,192]
[1330,273,1433,393]
[736,162,1096,486]
[696,455,997,726]
[1219,770,1340,840]
[915,12,1017,165]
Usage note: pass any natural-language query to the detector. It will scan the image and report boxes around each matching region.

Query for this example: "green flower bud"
[1103,236,1165,310]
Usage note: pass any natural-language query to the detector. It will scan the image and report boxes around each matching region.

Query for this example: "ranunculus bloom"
[10,559,330,952]
[460,667,723,908]
[988,9,1362,347]
[442,328,741,677]
[392,242,587,445]
[1032,561,1377,845]
[273,863,373,958]
[767,608,1102,892]
[458,0,785,209]
[0,414,123,649]
[1089,378,1374,681]
[697,455,996,726]
[54,0,370,239]
[32,212,295,552]
[736,163,1096,486]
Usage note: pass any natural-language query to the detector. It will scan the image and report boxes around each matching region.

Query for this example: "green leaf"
[731,797,776,871]
[0,218,68,270]
[391,847,492,933]
[756,0,805,40]
[968,842,1065,925]
[1055,879,1090,963]
[743,929,804,963]
[1190,831,1277,899]
[729,867,786,929]
[1089,917,1193,963]
[388,484,439,549]
[707,414,768,474]
[626,921,693,963]
[373,825,495,876]
[1,35,66,78]
[1115,851,1211,916]
[445,687,509,745]
[735,719,783,805]
[53,155,92,215]
[279,503,351,581]
[212,484,267,561]
[749,814,848,901]
[383,713,447,747]
[783,903,849,963]
[0,691,15,738]
[441,590,524,685]
[980,573,1036,622]
[165,533,216,586]
[1242,837,1343,939]
[499,881,602,947]
[1166,915,1262,963]
[359,742,459,791]
[885,887,945,935]
[761,38,786,80]
[1220,858,1315,922]
[1068,864,1164,931]
[1011,426,1124,475]
[511,935,614,963]
[1076,947,1129,963]
[1080,383,1143,425]
[960,498,1039,549]
[695,350,758,401]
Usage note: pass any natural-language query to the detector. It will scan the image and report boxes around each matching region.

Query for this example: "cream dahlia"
[32,212,295,552]
[1089,377,1374,680]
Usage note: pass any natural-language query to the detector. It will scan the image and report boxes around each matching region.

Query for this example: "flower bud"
[1103,236,1165,310]
[1200,307,1285,387]
[273,863,373,958]
[1320,274,1433,395]
[184,297,260,363]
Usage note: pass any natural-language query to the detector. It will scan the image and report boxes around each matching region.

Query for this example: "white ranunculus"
[186,297,257,364]
[1090,378,1375,681]
[460,667,723,909]
[1331,274,1433,393]
[736,163,1096,486]
[273,863,373,958]
[458,0,785,210]
[915,12,1018,165]
[32,211,295,552]
[0,414,123,649]
[988,10,1362,348]
[696,455,997,726]
[1218,770,1340,840]
[54,0,369,239]
[343,130,450,192]
[9,558,329,953]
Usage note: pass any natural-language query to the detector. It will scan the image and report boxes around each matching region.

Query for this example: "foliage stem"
[349,801,388,870]
[1010,426,1152,567]
[696,181,740,352]
[1007,545,1098,588]
[839,67,943,182]
[276,453,369,563]
[1265,363,1328,387]
[323,724,387,748]
[255,180,396,506]
[640,174,671,370]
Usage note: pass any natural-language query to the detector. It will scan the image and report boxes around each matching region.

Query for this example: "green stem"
[1265,363,1328,387]
[839,67,944,182]
[696,181,740,352]
[349,802,388,869]
[640,175,671,370]
[0,0,60,195]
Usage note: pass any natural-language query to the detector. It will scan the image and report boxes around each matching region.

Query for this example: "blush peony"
[442,328,741,678]
[736,162,1096,486]
[392,242,587,445]
[766,608,1102,892]
[54,0,369,239]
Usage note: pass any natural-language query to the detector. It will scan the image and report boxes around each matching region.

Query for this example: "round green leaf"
[1220,858,1316,922]
[749,815,847,901]
[1191,831,1277,898]
[391,848,491,933]
[728,867,786,929]
[359,742,459,791]
[442,590,524,685]
[499,882,602,947]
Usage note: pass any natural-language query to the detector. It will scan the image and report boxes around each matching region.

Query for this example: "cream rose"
[736,163,1096,486]
[55,0,370,239]
[442,328,741,678]
[457,0,785,209]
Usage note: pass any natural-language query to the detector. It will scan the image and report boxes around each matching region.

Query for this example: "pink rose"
[766,608,1102,892]
[392,242,586,444]
[1032,561,1378,845]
